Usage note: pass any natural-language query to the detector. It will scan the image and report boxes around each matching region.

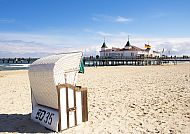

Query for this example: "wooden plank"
[73,89,77,125]
[81,90,88,122]
[31,88,33,110]
[66,87,69,128]
[57,83,87,92]
[57,83,76,89]
[56,86,61,131]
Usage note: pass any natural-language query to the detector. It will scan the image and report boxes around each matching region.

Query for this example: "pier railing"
[0,56,189,66]
[0,58,39,64]
[83,56,190,66]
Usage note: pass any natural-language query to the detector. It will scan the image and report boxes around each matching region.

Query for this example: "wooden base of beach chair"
[31,84,88,132]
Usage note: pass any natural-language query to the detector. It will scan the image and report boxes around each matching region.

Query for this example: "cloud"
[92,15,133,23]
[0,32,87,57]
[83,29,190,56]
[0,18,15,23]
[88,30,131,37]
[92,16,100,21]
[0,32,189,58]
[115,16,133,23]
[92,15,112,22]
[93,34,190,56]
[150,12,171,19]
[83,28,93,33]
[154,39,190,55]
[97,31,113,36]
[83,45,100,56]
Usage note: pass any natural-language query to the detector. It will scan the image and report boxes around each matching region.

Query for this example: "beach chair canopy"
[28,51,83,109]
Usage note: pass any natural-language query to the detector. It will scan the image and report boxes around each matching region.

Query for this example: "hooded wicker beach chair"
[28,51,88,132]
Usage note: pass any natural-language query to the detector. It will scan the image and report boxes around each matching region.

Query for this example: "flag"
[145,44,151,49]
[79,58,84,73]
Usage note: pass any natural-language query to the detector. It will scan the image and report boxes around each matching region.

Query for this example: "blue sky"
[0,0,190,57]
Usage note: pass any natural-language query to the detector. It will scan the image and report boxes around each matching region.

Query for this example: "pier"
[0,58,39,64]
[83,57,190,66]
[0,57,189,67]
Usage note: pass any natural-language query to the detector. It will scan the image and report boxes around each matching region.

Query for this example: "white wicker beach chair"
[28,51,88,132]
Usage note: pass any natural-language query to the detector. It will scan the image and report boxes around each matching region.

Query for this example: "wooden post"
[73,89,77,125]
[66,87,69,128]
[56,86,61,131]
[82,90,88,122]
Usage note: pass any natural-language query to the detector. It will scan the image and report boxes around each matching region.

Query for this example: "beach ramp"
[28,52,88,132]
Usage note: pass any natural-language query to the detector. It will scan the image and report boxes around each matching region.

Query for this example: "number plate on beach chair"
[31,105,59,131]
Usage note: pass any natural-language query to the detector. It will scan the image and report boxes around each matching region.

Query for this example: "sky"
[0,0,190,57]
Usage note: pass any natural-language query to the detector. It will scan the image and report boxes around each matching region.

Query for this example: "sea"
[0,63,30,71]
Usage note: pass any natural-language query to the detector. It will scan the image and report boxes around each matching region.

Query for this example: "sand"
[0,64,189,133]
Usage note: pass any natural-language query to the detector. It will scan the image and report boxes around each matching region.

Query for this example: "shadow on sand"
[0,113,52,133]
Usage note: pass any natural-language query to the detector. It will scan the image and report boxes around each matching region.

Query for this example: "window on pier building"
[131,53,134,57]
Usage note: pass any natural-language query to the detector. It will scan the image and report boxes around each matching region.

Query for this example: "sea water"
[0,63,30,71]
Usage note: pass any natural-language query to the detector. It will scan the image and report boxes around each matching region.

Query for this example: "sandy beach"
[0,63,189,133]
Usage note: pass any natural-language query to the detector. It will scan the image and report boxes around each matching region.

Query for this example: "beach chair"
[28,51,88,132]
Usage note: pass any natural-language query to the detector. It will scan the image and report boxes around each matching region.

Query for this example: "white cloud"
[92,17,100,21]
[154,39,190,55]
[0,32,89,57]
[83,45,100,56]
[150,12,171,19]
[0,18,15,23]
[94,35,190,56]
[92,14,113,22]
[97,31,113,36]
[81,29,190,56]
[0,32,189,58]
[83,28,93,33]
[115,16,133,23]
[92,15,133,23]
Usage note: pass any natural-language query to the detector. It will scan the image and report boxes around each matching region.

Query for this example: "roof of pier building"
[100,45,144,52]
